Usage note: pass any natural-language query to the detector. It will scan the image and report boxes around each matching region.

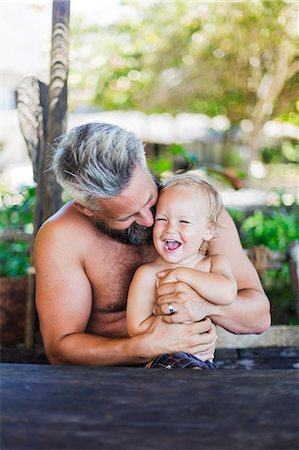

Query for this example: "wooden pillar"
[17,0,70,348]
[17,77,49,349]
[42,0,70,221]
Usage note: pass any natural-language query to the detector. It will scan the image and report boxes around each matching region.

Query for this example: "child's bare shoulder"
[134,261,160,277]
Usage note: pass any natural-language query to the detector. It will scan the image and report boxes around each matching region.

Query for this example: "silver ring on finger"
[167,302,175,315]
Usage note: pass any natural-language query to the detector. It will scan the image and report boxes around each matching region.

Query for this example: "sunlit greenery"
[69,0,298,126]
[229,206,299,251]
[68,0,299,167]
[0,186,35,277]
[229,204,299,324]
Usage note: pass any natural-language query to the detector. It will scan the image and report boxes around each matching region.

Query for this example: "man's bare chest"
[83,237,157,313]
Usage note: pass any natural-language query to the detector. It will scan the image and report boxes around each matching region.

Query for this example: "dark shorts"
[145,352,216,369]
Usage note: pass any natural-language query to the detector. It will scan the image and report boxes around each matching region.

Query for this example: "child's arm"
[126,264,157,337]
[158,255,237,306]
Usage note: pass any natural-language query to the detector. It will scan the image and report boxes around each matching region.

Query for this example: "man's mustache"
[95,211,155,246]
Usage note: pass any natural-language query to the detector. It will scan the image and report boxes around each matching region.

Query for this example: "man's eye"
[118,217,131,223]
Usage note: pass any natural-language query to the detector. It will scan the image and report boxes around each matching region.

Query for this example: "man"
[35,122,271,365]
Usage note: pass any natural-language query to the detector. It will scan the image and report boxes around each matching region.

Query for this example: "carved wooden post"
[42,0,70,221]
[17,77,48,348]
[17,77,49,231]
[17,0,70,348]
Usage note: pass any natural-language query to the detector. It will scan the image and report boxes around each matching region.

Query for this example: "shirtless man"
[34,122,271,365]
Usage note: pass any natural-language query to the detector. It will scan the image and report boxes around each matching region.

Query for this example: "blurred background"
[1,0,298,343]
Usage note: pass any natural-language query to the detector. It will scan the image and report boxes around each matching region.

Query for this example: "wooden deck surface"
[1,363,299,449]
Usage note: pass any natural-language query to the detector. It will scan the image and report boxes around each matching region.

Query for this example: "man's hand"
[153,273,217,323]
[146,316,217,361]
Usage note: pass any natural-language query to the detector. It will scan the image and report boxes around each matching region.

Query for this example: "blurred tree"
[69,0,298,160]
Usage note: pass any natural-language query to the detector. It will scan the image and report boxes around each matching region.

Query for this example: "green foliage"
[0,241,31,278]
[263,266,297,325]
[261,142,299,164]
[0,186,35,277]
[147,143,198,178]
[69,0,298,124]
[261,147,283,164]
[282,141,299,163]
[237,208,298,251]
[228,205,299,324]
[148,157,173,177]
[278,110,299,127]
[147,143,244,191]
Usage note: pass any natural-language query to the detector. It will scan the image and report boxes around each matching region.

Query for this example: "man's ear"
[204,223,216,242]
[73,201,93,217]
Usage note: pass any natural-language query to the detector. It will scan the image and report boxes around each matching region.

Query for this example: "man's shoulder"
[208,208,240,251]
[36,201,95,245]
[44,200,78,223]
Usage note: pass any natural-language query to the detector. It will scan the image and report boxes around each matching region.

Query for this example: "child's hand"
[156,268,179,286]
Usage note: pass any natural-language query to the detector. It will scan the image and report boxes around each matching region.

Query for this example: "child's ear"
[73,201,94,217]
[204,223,216,241]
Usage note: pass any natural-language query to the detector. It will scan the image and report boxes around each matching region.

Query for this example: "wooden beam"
[42,0,70,221]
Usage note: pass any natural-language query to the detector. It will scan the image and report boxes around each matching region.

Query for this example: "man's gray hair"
[160,173,223,225]
[51,122,147,209]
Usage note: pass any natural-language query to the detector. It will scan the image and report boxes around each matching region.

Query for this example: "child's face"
[153,185,214,265]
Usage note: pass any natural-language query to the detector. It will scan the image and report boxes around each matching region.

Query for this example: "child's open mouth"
[165,239,181,251]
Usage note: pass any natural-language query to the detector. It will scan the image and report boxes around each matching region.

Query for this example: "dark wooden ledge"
[1,364,298,450]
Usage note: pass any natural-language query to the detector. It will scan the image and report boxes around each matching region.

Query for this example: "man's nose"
[135,208,154,227]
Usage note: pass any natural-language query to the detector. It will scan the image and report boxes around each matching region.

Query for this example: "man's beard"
[95,218,153,245]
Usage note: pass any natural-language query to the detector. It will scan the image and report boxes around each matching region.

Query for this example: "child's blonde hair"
[160,173,223,226]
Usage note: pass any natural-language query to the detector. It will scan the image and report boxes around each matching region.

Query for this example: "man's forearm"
[45,317,218,366]
[45,332,154,366]
[208,289,271,334]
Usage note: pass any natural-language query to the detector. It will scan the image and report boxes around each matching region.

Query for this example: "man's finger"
[154,305,191,324]
[156,282,178,296]
[193,317,212,334]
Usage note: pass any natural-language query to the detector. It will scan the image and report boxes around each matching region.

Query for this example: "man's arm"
[35,220,217,365]
[155,208,271,334]
[35,220,146,365]
[207,208,271,333]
